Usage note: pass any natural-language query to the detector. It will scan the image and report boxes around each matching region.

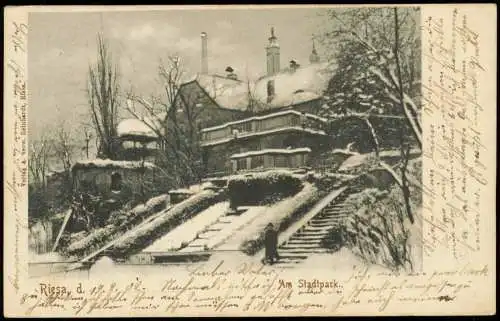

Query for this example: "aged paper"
[4,4,496,316]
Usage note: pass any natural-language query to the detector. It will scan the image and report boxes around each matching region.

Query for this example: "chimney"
[225,66,238,80]
[266,27,280,76]
[309,37,320,64]
[201,32,208,74]
[289,59,300,72]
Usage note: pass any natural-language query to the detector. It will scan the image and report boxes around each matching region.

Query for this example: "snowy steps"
[287,239,323,245]
[278,254,309,260]
[178,207,261,254]
[180,245,206,253]
[180,216,238,252]
[188,239,210,247]
[273,189,353,268]
[278,248,329,254]
[281,243,323,249]
[295,232,330,238]
[197,231,220,239]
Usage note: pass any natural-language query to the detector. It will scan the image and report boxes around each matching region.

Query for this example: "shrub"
[315,173,355,192]
[341,187,416,272]
[65,225,115,255]
[227,170,303,208]
[320,226,344,250]
[106,194,169,227]
[111,190,222,257]
[64,194,169,258]
[238,183,323,255]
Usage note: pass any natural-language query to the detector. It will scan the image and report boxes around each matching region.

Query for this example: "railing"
[200,111,326,146]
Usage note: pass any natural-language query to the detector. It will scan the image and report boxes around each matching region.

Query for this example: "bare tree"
[86,33,121,159]
[29,135,51,190]
[28,135,52,227]
[52,123,75,174]
[126,56,205,187]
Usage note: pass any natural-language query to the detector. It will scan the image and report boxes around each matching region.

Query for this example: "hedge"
[63,194,169,258]
[227,170,303,208]
[237,183,325,255]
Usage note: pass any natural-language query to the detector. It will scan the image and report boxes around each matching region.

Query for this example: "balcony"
[203,148,312,179]
[200,110,327,147]
[230,148,311,172]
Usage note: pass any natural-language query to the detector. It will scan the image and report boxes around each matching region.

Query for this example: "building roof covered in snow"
[179,62,335,112]
[230,147,312,159]
[253,62,335,108]
[181,74,251,111]
[117,116,164,141]
[72,159,157,171]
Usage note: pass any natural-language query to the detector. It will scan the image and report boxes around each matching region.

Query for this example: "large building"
[173,28,337,177]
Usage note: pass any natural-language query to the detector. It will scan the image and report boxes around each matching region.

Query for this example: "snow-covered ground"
[299,247,383,272]
[28,247,382,281]
[207,206,268,251]
[142,202,229,252]
[29,251,67,263]
[181,205,267,252]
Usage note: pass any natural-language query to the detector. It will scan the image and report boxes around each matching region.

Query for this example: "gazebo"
[116,118,162,161]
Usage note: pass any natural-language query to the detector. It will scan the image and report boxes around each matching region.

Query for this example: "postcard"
[4,4,496,316]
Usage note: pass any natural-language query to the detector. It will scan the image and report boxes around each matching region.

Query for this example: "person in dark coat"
[263,223,279,264]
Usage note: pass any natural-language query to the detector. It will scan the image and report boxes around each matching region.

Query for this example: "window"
[251,155,264,169]
[267,80,275,102]
[274,155,288,168]
[254,120,262,132]
[110,172,122,191]
[241,122,252,133]
[237,158,246,171]
[296,154,304,167]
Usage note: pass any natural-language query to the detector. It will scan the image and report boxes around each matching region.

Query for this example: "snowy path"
[180,206,267,252]
[142,202,229,252]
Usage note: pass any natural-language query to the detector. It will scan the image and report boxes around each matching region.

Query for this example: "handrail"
[51,208,73,252]
[201,125,326,147]
[201,109,326,133]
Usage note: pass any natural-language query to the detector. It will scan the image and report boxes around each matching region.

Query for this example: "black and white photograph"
[5,3,497,316]
[26,6,424,277]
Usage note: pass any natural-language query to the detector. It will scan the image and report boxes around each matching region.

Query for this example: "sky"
[28,7,331,140]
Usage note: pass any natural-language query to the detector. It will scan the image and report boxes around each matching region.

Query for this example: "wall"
[292,99,323,115]
[174,81,248,130]
[72,166,163,198]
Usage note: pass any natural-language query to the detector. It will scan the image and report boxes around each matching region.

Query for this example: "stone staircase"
[273,187,359,268]
[179,210,245,253]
